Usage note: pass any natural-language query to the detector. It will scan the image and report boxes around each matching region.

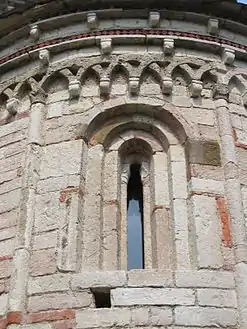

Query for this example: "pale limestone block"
[191,195,224,269]
[103,151,119,201]
[197,288,237,308]
[220,134,237,166]
[153,152,169,206]
[30,24,40,41]
[173,96,191,108]
[190,80,203,98]
[0,189,21,214]
[28,274,70,295]
[0,209,17,230]
[175,270,235,288]
[47,100,68,118]
[0,294,8,316]
[148,11,160,27]
[40,140,83,178]
[217,106,233,134]
[222,47,235,65]
[0,258,12,279]
[34,192,60,232]
[100,38,112,54]
[172,199,191,269]
[153,208,173,269]
[102,204,119,270]
[29,248,56,276]
[169,145,185,162]
[129,77,139,95]
[100,78,111,95]
[72,271,126,289]
[208,18,219,35]
[87,12,98,29]
[131,307,149,326]
[235,262,247,326]
[0,153,25,174]
[76,308,131,328]
[170,161,187,199]
[12,325,52,329]
[149,306,173,326]
[161,77,173,95]
[175,306,237,327]
[0,238,15,256]
[127,269,173,287]
[69,80,81,99]
[0,177,22,196]
[189,177,224,195]
[39,49,50,67]
[57,192,80,272]
[8,248,29,312]
[0,226,16,241]
[33,230,58,250]
[28,291,92,312]
[81,144,104,270]
[29,102,45,145]
[37,175,80,194]
[163,37,174,55]
[111,288,195,306]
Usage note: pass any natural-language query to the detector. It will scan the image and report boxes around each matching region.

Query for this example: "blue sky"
[237,0,247,3]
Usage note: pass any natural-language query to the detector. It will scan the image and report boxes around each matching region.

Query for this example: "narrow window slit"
[127,163,144,270]
[92,288,111,308]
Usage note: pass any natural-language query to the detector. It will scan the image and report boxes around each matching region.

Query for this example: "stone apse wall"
[1,5,247,329]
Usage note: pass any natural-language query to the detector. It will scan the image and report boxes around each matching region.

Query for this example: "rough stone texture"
[1,2,247,329]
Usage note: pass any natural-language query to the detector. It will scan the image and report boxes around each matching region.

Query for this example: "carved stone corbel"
[129,77,139,95]
[222,47,235,65]
[69,79,81,99]
[213,84,229,101]
[208,18,219,35]
[39,49,50,68]
[190,80,203,98]
[87,12,98,29]
[163,37,174,55]
[149,11,160,27]
[161,77,173,95]
[6,97,19,115]
[30,88,47,105]
[141,162,149,185]
[30,24,40,41]
[100,38,112,55]
[100,77,111,96]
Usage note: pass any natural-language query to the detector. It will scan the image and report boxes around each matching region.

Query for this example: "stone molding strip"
[0,28,246,70]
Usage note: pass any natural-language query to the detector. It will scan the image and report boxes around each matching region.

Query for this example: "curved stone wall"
[1,3,247,329]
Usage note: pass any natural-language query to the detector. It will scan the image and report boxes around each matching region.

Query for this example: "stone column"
[8,89,46,312]
[214,83,247,328]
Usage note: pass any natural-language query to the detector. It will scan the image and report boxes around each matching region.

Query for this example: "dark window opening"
[127,163,144,270]
[92,288,111,308]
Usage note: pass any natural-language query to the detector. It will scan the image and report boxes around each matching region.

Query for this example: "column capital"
[30,88,47,105]
[213,83,229,101]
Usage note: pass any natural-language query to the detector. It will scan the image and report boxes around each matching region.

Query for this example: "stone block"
[175,270,235,288]
[34,192,60,233]
[28,291,92,312]
[76,309,131,328]
[197,288,237,308]
[191,195,224,269]
[33,230,58,250]
[175,306,237,327]
[170,161,187,199]
[0,238,15,257]
[71,271,126,289]
[149,11,160,27]
[127,269,173,287]
[208,18,219,35]
[40,140,83,178]
[111,288,195,306]
[29,249,57,276]
[189,177,224,194]
[28,274,70,295]
[148,306,173,326]
[0,294,8,316]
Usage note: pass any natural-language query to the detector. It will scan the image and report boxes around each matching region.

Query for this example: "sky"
[237,0,247,3]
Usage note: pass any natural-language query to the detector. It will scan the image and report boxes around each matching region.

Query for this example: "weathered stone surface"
[127,269,173,287]
[197,288,237,308]
[28,274,70,295]
[29,249,57,276]
[28,291,92,312]
[175,270,235,288]
[111,288,195,306]
[175,306,237,327]
[71,271,126,289]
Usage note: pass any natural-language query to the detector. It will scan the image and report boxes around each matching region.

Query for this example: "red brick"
[0,317,7,329]
[27,309,75,323]
[53,320,75,329]
[216,196,232,248]
[7,312,22,324]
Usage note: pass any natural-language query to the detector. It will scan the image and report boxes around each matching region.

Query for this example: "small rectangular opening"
[92,288,111,308]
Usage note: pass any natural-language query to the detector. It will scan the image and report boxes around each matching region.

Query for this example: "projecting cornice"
[0,0,245,38]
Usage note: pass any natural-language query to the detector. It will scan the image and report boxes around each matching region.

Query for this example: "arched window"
[127,163,144,270]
